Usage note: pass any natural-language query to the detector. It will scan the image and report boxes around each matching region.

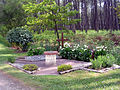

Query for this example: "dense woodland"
[56,0,120,32]
[0,0,120,33]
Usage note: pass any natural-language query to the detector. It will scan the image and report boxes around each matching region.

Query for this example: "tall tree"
[0,0,26,29]
[23,0,80,45]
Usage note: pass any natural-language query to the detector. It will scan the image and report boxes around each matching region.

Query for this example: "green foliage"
[116,5,120,21]
[23,64,38,71]
[60,46,91,62]
[27,47,45,56]
[59,44,108,62]
[7,27,33,51]
[110,46,120,65]
[23,0,80,33]
[77,48,91,62]
[90,57,103,69]
[93,46,107,59]
[0,25,8,37]
[59,46,91,62]
[59,47,72,59]
[33,31,58,51]
[8,57,16,63]
[57,64,72,72]
[0,0,26,29]
[0,35,10,46]
[90,54,116,69]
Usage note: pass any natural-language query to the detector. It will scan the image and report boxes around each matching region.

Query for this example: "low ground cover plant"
[110,46,120,65]
[8,57,16,63]
[27,47,45,56]
[90,54,116,69]
[23,64,38,71]
[57,64,72,72]
[0,35,10,46]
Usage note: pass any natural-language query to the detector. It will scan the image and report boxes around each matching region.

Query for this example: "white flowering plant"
[59,43,108,62]
[59,43,91,61]
[93,46,108,59]
[7,27,33,51]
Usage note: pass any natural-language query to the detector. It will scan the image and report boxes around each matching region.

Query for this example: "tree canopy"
[23,0,80,40]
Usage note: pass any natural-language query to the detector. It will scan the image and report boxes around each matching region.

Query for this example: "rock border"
[59,64,120,74]
[8,63,39,74]
[8,62,120,75]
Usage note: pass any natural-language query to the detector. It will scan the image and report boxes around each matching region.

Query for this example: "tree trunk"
[54,19,60,47]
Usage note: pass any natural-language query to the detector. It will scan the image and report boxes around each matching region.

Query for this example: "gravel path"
[0,71,34,90]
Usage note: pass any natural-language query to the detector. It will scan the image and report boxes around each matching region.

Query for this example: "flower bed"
[59,43,107,62]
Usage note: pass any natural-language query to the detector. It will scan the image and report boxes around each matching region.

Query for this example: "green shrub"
[90,54,116,69]
[105,54,116,67]
[0,35,10,46]
[77,48,91,62]
[27,47,45,56]
[0,25,8,37]
[90,56,103,69]
[57,64,72,72]
[23,64,38,71]
[8,57,16,63]
[59,47,73,59]
[110,46,120,65]
[59,44,108,62]
[94,48,107,59]
[7,27,33,51]
[59,46,91,62]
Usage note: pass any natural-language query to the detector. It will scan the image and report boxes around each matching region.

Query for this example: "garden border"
[59,64,120,74]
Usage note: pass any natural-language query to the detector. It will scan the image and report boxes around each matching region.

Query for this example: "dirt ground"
[0,71,35,90]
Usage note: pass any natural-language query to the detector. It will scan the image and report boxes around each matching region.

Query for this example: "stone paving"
[12,58,92,75]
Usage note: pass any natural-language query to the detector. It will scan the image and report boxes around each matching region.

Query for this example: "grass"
[0,31,120,90]
[33,30,120,46]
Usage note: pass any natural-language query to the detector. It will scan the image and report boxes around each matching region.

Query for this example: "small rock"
[113,64,120,69]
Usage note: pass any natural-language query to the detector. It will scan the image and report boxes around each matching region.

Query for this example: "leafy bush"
[0,35,10,46]
[73,47,91,62]
[8,57,16,63]
[90,57,103,69]
[27,47,45,56]
[59,47,73,59]
[0,25,8,37]
[23,64,38,71]
[110,46,120,65]
[59,44,107,62]
[7,27,33,51]
[93,46,107,59]
[57,64,72,72]
[90,54,116,69]
[59,44,92,61]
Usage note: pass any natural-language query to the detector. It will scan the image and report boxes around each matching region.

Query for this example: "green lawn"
[0,42,120,90]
